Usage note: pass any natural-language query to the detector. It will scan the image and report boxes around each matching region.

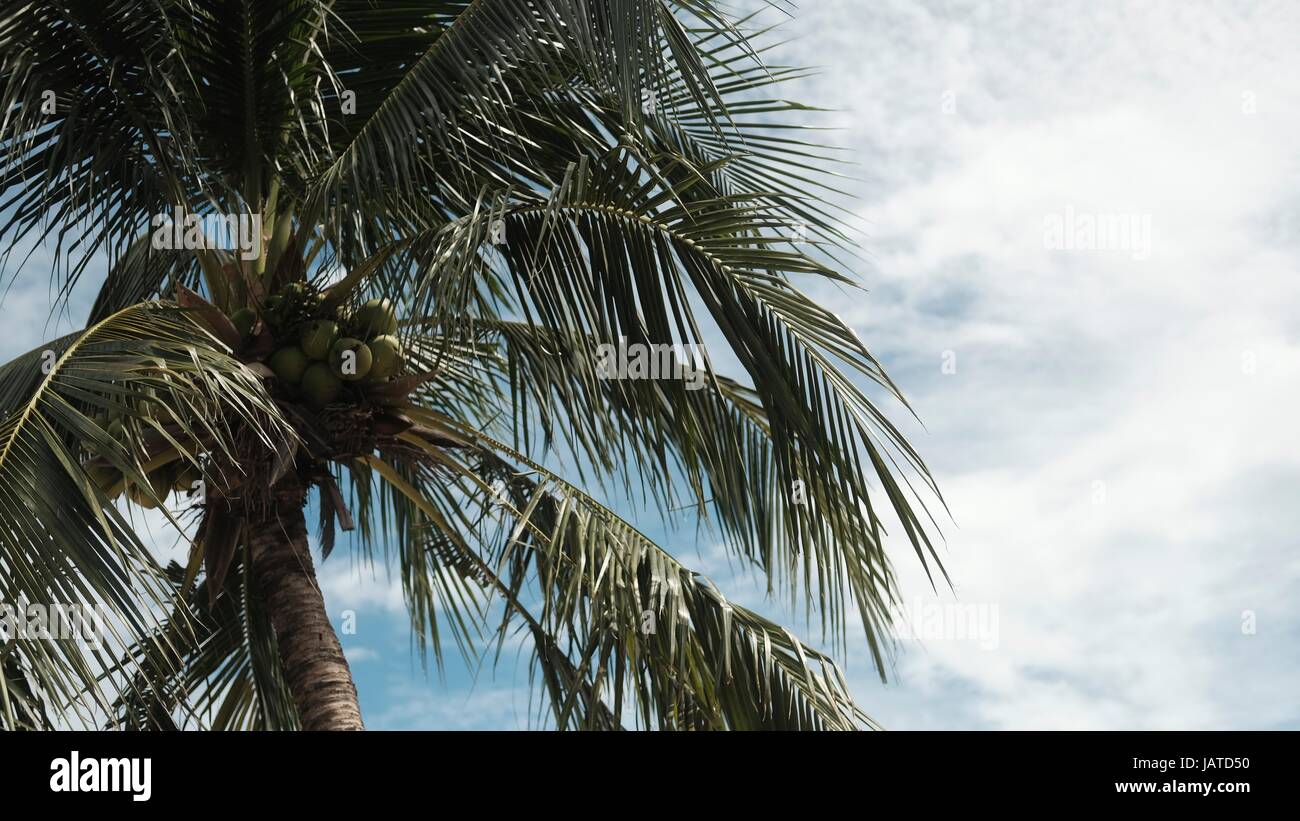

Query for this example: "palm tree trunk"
[248,491,364,730]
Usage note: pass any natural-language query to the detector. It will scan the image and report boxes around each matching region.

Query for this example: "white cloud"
[316,549,408,614]
[750,0,1300,729]
[367,679,532,731]
[343,645,380,663]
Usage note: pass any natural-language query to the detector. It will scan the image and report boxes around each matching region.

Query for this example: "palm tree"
[0,1,943,731]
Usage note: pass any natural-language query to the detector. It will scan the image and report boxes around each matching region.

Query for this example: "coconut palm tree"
[0,1,943,731]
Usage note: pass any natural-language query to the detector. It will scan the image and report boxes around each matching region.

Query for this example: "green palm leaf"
[366,411,873,730]
[0,301,292,729]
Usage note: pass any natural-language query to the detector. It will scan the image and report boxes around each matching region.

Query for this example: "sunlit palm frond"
[358,152,941,662]
[356,408,872,730]
[0,301,293,729]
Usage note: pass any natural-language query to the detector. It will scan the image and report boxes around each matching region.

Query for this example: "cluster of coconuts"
[84,286,405,506]
[228,283,405,409]
[87,392,202,508]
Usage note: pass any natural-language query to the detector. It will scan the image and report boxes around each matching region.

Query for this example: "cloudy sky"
[5,0,1297,730]
[757,0,1300,730]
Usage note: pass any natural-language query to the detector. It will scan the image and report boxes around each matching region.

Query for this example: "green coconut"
[365,334,403,381]
[230,307,257,338]
[126,481,158,509]
[86,463,121,493]
[354,298,399,338]
[126,466,173,509]
[330,337,373,381]
[269,346,310,385]
[106,417,125,441]
[302,362,343,407]
[300,320,341,361]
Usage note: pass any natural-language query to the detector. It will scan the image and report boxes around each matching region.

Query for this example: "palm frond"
[364,410,872,730]
[86,233,201,325]
[370,151,941,663]
[0,0,203,294]
[0,300,293,729]
[108,559,299,731]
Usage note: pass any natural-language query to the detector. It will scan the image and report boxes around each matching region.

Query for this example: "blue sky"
[4,0,1298,729]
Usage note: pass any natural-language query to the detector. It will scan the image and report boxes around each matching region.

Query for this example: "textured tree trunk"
[248,491,364,730]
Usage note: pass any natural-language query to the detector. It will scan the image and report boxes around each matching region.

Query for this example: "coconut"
[86,463,121,494]
[269,346,310,385]
[126,481,158,509]
[300,320,341,361]
[230,307,257,338]
[126,466,172,509]
[366,335,403,381]
[302,362,343,407]
[354,298,399,338]
[330,337,373,381]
